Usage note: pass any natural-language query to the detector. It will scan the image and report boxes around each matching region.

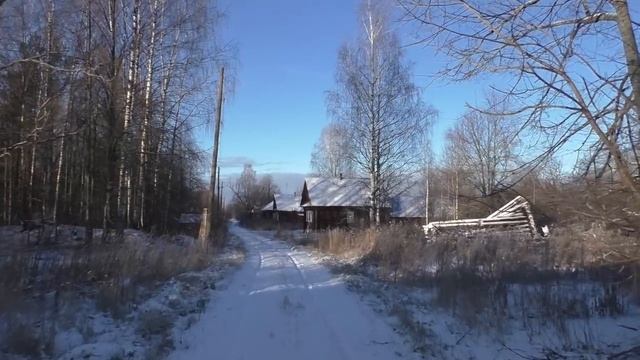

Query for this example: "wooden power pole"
[207,66,225,243]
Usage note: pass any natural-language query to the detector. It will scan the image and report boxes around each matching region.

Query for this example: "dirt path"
[168,224,417,360]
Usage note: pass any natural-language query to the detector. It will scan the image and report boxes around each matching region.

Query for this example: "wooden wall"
[304,206,370,231]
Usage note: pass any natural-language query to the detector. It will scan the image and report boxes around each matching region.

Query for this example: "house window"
[346,210,354,224]
[306,210,313,223]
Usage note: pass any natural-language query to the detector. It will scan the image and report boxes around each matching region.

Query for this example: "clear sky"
[200,0,488,178]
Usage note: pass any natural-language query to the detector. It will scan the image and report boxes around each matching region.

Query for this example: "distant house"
[261,193,304,228]
[390,195,426,224]
[177,213,202,236]
[301,177,381,231]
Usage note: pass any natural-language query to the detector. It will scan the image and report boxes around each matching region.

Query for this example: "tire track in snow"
[169,225,418,360]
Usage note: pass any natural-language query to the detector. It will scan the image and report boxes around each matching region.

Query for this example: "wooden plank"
[424,196,538,238]
[486,196,526,219]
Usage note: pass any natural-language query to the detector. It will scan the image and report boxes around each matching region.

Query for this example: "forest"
[0,0,226,241]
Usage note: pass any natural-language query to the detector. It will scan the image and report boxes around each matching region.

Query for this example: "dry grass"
[316,223,640,283]
[0,234,218,318]
[137,309,175,338]
[311,208,639,356]
[0,226,236,359]
[316,222,638,335]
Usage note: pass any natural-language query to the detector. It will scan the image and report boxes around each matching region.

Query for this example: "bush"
[137,310,174,338]
[2,320,49,358]
[0,233,216,318]
[317,223,639,284]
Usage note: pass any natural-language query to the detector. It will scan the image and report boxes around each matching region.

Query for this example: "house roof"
[391,196,426,218]
[302,177,371,207]
[261,200,275,211]
[274,193,303,212]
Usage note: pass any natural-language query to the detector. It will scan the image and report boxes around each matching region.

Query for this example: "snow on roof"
[303,177,370,207]
[178,213,201,224]
[274,193,303,212]
[261,200,275,211]
[390,196,425,218]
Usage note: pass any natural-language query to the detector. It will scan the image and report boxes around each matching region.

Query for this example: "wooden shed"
[261,193,304,228]
[301,177,376,231]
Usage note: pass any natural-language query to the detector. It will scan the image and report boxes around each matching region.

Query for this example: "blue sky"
[199,0,487,178]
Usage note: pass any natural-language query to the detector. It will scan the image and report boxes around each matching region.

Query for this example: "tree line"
[312,0,639,226]
[0,0,225,241]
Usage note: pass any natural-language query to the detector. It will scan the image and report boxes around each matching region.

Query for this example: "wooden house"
[301,177,377,231]
[261,193,304,228]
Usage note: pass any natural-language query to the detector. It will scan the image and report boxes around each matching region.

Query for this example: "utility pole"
[218,180,223,216]
[207,66,224,244]
[425,164,429,225]
[454,169,459,220]
[216,166,221,215]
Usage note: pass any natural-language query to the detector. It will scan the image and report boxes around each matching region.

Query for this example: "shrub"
[2,320,47,358]
[137,310,174,338]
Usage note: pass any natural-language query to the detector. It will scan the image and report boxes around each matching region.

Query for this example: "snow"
[0,228,245,360]
[261,200,275,211]
[302,178,426,219]
[314,251,640,359]
[390,195,425,218]
[168,224,419,360]
[274,193,303,212]
[303,177,371,207]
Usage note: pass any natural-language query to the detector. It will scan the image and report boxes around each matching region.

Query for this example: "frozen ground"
[336,271,640,359]
[169,224,419,360]
[0,229,244,360]
[306,255,640,359]
[265,229,640,359]
[5,225,637,359]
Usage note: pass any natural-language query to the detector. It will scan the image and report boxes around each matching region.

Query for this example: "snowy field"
[2,225,638,359]
[0,227,245,359]
[299,242,640,359]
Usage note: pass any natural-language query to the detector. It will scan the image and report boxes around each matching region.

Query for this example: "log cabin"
[301,177,379,231]
[261,193,304,228]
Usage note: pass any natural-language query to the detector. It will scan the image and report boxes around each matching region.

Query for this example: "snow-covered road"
[169,225,417,360]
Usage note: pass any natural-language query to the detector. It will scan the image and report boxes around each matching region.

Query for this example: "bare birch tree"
[328,0,434,225]
[0,0,227,238]
[310,122,355,178]
[399,0,640,199]
[446,94,521,197]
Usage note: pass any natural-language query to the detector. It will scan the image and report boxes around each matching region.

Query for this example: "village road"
[168,224,417,360]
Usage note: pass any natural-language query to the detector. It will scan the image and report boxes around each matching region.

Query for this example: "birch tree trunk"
[118,0,142,232]
[83,0,94,243]
[152,28,179,225]
[53,80,74,227]
[28,0,54,220]
[137,0,161,229]
[163,100,183,233]
[103,0,118,242]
